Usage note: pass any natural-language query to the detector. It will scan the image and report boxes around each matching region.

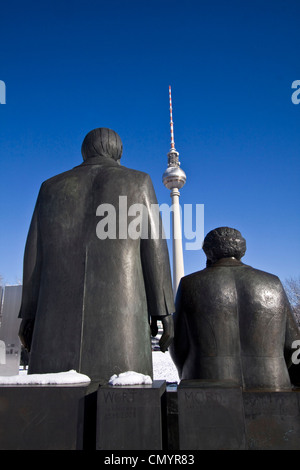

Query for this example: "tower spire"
[162,86,186,297]
[167,86,180,168]
[169,85,175,150]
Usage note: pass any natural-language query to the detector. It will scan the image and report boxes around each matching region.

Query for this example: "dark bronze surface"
[170,227,300,390]
[18,128,174,385]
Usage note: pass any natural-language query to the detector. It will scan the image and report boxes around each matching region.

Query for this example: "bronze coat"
[170,258,300,390]
[19,157,174,383]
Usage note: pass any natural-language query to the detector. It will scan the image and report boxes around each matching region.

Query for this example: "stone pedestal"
[243,390,300,450]
[177,380,246,450]
[166,384,179,450]
[0,384,88,450]
[96,380,166,450]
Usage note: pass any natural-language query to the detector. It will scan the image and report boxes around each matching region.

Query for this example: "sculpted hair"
[81,128,123,162]
[202,227,246,264]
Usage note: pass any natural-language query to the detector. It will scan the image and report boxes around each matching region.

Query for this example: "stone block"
[0,384,88,450]
[243,389,300,450]
[177,380,246,450]
[96,380,166,450]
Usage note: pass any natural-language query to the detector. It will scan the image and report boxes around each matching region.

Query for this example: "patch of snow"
[109,371,152,386]
[152,351,179,383]
[0,341,5,365]
[0,369,91,385]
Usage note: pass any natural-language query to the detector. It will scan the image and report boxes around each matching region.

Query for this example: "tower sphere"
[163,165,186,190]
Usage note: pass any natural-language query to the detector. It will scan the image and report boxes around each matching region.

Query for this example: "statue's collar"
[209,257,245,267]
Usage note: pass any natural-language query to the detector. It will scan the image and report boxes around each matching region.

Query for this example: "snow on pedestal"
[0,369,90,385]
[109,371,152,386]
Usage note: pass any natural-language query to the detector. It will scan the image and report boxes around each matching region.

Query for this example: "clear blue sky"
[0,0,299,285]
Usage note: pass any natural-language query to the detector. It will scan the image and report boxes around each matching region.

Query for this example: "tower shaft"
[171,188,185,297]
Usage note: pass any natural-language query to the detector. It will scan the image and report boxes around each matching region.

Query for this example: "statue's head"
[202,227,246,266]
[81,128,123,163]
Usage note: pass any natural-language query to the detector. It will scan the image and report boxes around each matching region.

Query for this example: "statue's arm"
[141,175,175,315]
[18,192,43,351]
[140,174,175,351]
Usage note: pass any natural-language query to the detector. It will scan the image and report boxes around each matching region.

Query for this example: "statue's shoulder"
[119,166,152,182]
[40,168,77,189]
[180,268,208,287]
[240,264,282,287]
[243,264,280,279]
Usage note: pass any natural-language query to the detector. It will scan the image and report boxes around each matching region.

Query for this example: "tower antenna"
[169,85,175,150]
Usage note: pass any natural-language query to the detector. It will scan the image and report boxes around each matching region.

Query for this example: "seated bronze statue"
[170,227,300,390]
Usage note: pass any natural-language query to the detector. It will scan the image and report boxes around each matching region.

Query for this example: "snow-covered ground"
[152,351,179,383]
[1,350,180,385]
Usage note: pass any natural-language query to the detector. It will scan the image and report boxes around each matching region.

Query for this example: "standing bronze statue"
[19,128,174,385]
[170,227,300,390]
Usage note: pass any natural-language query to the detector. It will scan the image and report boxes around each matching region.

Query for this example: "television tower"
[162,86,186,297]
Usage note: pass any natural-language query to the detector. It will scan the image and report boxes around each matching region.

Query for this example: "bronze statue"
[170,227,300,390]
[19,128,174,385]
